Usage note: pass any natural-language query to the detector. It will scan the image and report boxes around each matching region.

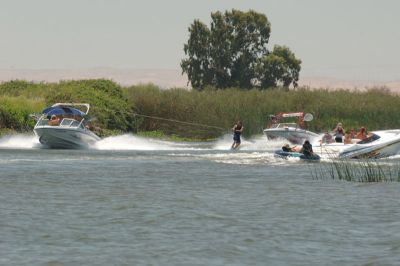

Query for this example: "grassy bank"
[125,84,400,139]
[1,80,400,140]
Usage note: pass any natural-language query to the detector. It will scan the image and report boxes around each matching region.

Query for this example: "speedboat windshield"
[42,106,86,117]
[277,123,298,128]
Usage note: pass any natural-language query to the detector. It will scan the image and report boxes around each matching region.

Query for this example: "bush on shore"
[0,79,135,137]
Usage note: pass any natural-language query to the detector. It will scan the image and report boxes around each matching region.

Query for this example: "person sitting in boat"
[49,115,60,126]
[231,121,244,149]
[300,140,314,156]
[321,132,334,144]
[333,122,345,143]
[344,130,353,144]
[350,128,357,139]
[356,127,368,140]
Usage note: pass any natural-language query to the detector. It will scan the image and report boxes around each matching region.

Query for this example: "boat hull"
[34,126,100,149]
[340,138,400,159]
[315,130,400,159]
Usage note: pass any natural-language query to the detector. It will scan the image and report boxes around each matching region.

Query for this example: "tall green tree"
[228,10,270,89]
[181,9,301,90]
[181,20,212,89]
[256,45,302,88]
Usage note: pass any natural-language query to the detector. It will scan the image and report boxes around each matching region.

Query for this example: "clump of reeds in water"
[311,158,400,182]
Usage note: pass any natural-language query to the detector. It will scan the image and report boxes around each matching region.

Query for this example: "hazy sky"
[1,0,399,81]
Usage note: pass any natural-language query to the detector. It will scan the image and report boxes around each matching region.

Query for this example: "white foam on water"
[386,154,400,160]
[212,134,293,151]
[93,134,198,151]
[94,133,295,154]
[196,151,305,165]
[0,134,40,149]
[200,151,274,165]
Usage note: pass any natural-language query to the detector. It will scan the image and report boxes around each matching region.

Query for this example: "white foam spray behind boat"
[212,134,286,151]
[95,134,277,151]
[94,134,199,150]
[0,134,40,149]
[0,132,290,152]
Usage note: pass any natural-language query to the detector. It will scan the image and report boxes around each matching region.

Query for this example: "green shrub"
[0,79,137,135]
[0,96,46,131]
[44,79,135,132]
[0,80,47,99]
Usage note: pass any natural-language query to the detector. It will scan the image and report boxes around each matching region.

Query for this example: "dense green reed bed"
[311,159,400,182]
[1,79,400,139]
[125,85,400,139]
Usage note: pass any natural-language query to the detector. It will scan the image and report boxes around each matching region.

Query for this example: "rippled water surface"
[1,134,400,265]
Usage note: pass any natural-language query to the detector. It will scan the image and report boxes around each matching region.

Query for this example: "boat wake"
[94,133,287,151]
[4,133,399,165]
[94,134,197,150]
[0,134,41,149]
[0,133,292,152]
[210,134,287,151]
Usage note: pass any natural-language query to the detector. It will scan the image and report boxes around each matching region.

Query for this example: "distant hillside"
[0,68,189,89]
[299,77,400,92]
[0,68,399,91]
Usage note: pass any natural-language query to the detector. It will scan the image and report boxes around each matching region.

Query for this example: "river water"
[1,134,400,265]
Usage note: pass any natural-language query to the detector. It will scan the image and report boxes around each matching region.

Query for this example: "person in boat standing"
[269,115,278,128]
[231,121,244,150]
[333,122,345,143]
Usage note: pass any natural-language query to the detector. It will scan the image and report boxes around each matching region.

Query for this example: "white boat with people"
[263,112,319,144]
[314,129,400,159]
[33,103,101,149]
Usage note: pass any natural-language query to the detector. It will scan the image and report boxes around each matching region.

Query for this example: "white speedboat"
[263,112,319,144]
[33,103,101,149]
[314,130,400,159]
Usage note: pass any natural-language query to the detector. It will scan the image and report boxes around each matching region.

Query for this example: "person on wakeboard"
[231,121,244,150]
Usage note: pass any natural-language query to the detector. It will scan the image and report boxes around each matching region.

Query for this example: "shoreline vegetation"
[1,79,400,140]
